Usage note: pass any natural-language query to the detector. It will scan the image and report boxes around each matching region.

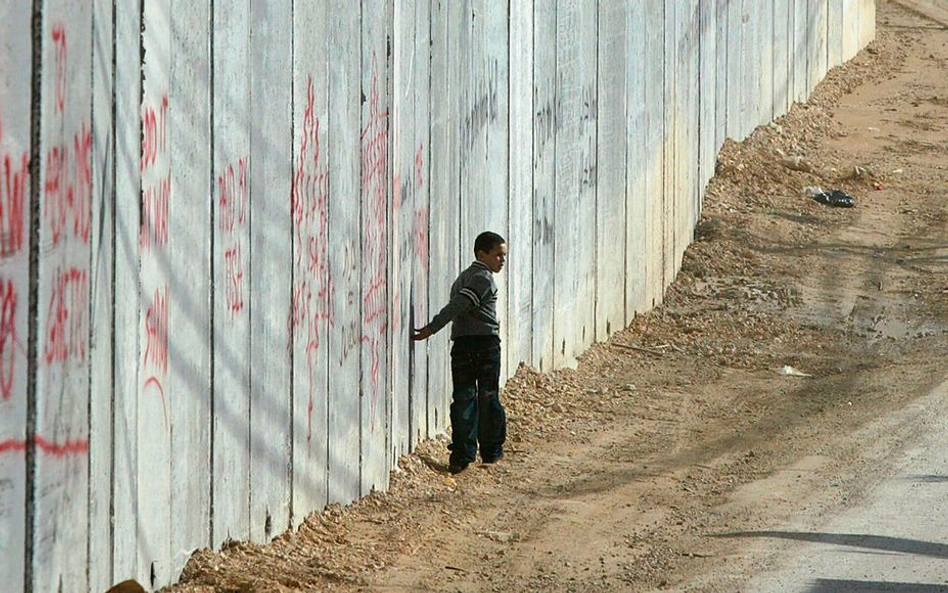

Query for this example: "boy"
[412,231,508,474]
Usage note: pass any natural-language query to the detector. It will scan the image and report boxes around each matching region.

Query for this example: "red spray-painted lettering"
[360,58,389,424]
[223,246,244,315]
[219,158,247,233]
[51,25,67,114]
[0,117,28,257]
[44,267,87,365]
[140,94,171,253]
[43,25,92,246]
[144,286,168,375]
[140,174,170,251]
[290,75,334,441]
[218,158,247,316]
[141,94,168,172]
[0,280,16,400]
[413,206,429,272]
[43,123,92,246]
[414,143,424,189]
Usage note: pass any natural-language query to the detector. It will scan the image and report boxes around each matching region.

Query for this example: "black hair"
[474,231,505,255]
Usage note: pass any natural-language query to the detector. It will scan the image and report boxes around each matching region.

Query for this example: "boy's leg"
[448,348,478,469]
[476,345,506,462]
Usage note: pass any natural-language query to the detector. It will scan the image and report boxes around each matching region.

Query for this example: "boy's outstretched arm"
[411,281,484,341]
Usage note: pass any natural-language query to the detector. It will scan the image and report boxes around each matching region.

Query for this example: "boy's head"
[474,231,507,273]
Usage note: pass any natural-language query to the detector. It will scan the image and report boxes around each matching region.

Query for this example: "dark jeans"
[449,336,506,465]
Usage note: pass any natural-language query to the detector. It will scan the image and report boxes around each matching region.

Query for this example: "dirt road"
[170,2,948,591]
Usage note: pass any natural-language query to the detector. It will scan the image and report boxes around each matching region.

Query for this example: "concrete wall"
[0,0,875,590]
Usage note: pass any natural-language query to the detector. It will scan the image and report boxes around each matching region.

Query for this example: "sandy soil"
[167,2,948,591]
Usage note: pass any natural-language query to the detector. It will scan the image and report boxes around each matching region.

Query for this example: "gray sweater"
[427,261,499,339]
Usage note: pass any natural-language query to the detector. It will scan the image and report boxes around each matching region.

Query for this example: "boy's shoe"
[481,451,504,464]
[448,461,469,474]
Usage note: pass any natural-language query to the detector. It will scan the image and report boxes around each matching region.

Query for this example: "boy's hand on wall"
[411,326,433,341]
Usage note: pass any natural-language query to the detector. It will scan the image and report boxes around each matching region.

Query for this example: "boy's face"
[476,243,507,274]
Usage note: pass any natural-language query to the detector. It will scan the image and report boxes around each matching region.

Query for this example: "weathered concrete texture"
[0,0,875,590]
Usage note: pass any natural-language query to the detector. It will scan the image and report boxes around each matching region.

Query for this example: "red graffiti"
[359,58,389,420]
[141,94,168,172]
[0,435,88,457]
[144,286,168,375]
[224,245,244,314]
[219,158,247,233]
[51,25,67,114]
[143,376,169,430]
[43,267,87,365]
[218,157,248,317]
[414,143,424,188]
[0,280,16,400]
[0,118,28,257]
[140,174,170,252]
[290,75,335,441]
[43,123,92,246]
[42,23,92,247]
[413,206,429,272]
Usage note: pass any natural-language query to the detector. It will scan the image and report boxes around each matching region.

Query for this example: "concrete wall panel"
[34,3,93,589]
[410,0,431,444]
[486,0,510,377]
[554,0,582,366]
[829,0,844,67]
[532,0,556,371]
[292,0,331,520]
[644,0,665,308]
[597,0,627,340]
[0,3,33,591]
[249,0,293,543]
[327,0,362,506]
[426,0,458,440]
[88,0,114,589]
[360,0,393,496]
[211,0,252,547]
[138,0,173,582]
[508,0,534,379]
[775,0,791,115]
[112,0,142,583]
[625,3,647,318]
[168,0,212,575]
[715,0,729,163]
[699,0,718,206]
[392,0,414,465]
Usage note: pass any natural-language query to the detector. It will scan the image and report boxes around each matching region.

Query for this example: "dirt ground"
[168,2,948,591]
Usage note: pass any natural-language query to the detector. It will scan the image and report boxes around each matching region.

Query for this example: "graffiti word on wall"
[43,122,92,246]
[291,75,334,441]
[360,57,389,427]
[219,157,247,316]
[44,24,92,247]
[144,286,168,375]
[0,116,28,258]
[44,267,87,365]
[140,94,170,252]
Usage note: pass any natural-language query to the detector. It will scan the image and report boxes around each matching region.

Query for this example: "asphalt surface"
[742,378,948,592]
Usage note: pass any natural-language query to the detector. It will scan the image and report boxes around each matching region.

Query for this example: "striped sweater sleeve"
[427,288,478,334]
[426,272,491,335]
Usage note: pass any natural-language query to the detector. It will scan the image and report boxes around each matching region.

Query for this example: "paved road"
[741,379,948,592]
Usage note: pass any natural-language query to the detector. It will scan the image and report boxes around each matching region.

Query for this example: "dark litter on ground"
[812,189,856,208]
